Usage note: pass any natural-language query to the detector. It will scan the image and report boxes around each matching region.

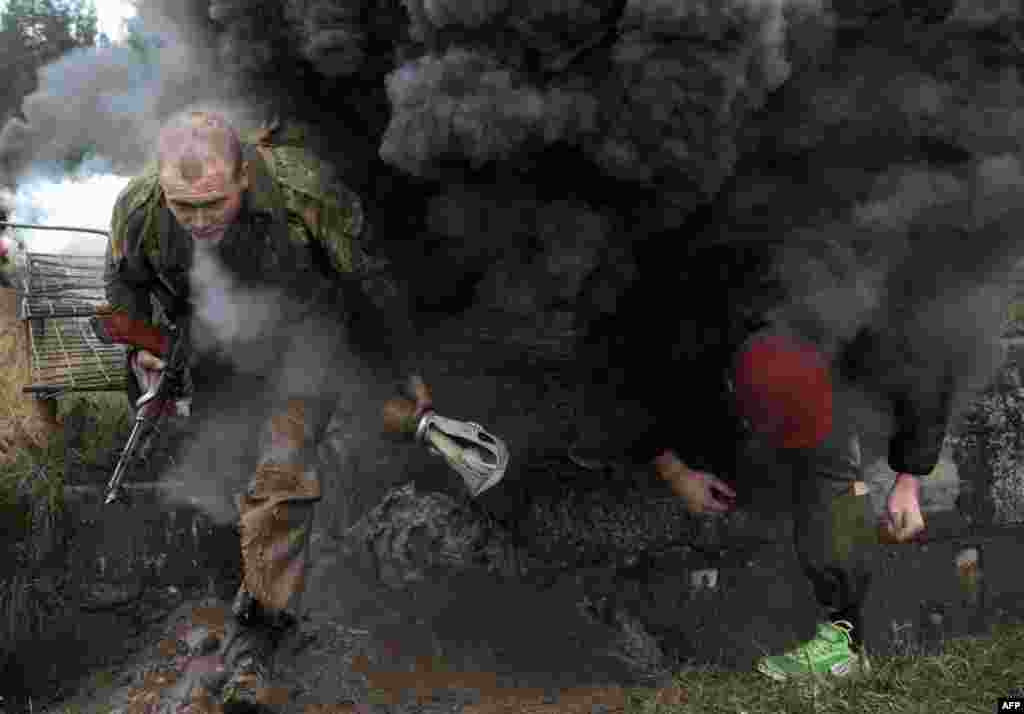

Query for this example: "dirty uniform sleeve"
[842,325,955,477]
[104,188,157,325]
[883,342,956,478]
[888,379,954,476]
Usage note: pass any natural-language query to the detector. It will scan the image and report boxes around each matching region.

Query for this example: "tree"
[0,0,98,127]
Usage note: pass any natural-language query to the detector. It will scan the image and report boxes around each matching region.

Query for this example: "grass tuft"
[630,624,1024,713]
[0,394,130,687]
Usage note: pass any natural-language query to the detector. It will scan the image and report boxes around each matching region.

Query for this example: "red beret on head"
[732,332,833,450]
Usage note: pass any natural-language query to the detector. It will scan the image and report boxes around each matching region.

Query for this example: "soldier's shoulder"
[113,163,161,222]
[253,138,364,238]
[248,121,348,198]
[265,143,336,201]
[109,164,160,261]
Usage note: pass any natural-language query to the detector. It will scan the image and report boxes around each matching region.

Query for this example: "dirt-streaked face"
[159,153,249,243]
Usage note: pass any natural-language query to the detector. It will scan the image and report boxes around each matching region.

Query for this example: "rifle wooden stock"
[91,312,170,357]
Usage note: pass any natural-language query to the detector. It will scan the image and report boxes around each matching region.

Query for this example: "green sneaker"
[757,620,869,682]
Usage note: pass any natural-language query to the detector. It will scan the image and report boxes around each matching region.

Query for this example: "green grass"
[0,422,68,545]
[0,393,130,696]
[0,393,128,537]
[56,392,131,467]
[629,623,1024,714]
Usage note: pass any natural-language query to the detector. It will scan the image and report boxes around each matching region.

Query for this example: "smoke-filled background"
[3,0,1024,530]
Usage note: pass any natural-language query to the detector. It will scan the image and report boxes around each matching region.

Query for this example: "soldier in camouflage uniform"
[104,111,433,710]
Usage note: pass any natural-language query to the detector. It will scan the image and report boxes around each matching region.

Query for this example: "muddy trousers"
[234,397,335,621]
[135,342,344,625]
[779,421,877,647]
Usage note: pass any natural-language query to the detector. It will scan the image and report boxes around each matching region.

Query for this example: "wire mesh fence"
[18,251,126,396]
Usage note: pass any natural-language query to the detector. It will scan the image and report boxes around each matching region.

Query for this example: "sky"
[3,1,138,254]
[94,0,137,43]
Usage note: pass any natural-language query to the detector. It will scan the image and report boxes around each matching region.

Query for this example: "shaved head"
[157,111,243,180]
[157,111,249,243]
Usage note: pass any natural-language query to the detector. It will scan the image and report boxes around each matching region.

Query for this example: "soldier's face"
[160,156,248,243]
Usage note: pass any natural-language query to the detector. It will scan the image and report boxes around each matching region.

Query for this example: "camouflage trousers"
[236,397,323,618]
[133,357,341,622]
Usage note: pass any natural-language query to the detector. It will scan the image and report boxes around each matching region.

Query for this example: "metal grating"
[19,251,126,396]
[19,252,110,320]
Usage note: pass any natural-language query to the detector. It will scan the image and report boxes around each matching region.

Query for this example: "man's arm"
[844,325,954,542]
[888,367,955,479]
[882,360,955,541]
[104,191,158,326]
[315,188,431,413]
[104,190,162,404]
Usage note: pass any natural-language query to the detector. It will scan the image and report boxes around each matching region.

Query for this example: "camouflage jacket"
[104,121,416,380]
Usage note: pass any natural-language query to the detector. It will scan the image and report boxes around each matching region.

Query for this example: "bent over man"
[104,111,433,710]
[620,237,952,682]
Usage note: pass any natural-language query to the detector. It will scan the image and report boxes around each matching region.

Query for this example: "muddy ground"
[10,492,1021,714]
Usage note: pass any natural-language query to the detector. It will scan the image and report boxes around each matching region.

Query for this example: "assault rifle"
[90,279,190,505]
[90,312,190,505]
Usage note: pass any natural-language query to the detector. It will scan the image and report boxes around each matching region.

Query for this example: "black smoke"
[4,0,1024,518]
[118,1,1024,428]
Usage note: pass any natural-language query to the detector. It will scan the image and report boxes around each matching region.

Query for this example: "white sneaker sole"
[756,654,869,682]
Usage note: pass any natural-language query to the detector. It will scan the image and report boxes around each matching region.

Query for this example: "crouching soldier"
[103,111,435,710]
[621,239,952,682]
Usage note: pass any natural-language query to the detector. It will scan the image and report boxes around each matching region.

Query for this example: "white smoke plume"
[189,244,284,353]
[189,244,347,396]
[0,9,253,193]
[6,158,129,254]
[158,245,356,523]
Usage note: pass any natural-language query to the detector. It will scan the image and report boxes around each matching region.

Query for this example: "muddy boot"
[219,591,296,714]
[220,628,276,714]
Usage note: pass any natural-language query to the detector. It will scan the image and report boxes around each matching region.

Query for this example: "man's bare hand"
[383,376,435,436]
[655,450,736,514]
[880,473,926,544]
[131,349,166,393]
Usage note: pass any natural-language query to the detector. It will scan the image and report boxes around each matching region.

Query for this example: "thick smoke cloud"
[183,0,1024,369]
[154,0,831,228]
[0,17,238,191]
[19,0,1019,531]
[951,0,1021,24]
[403,0,511,31]
[381,48,598,176]
[380,0,825,215]
[288,1,368,77]
[162,245,352,523]
[423,183,617,316]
